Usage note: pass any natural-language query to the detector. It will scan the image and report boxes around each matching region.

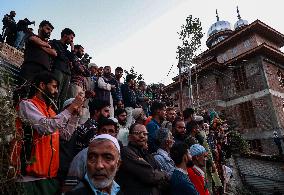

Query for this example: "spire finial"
[216,9,219,21]
[237,6,241,20]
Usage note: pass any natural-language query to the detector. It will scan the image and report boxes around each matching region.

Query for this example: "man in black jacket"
[16,20,56,100]
[117,123,169,195]
[50,28,75,110]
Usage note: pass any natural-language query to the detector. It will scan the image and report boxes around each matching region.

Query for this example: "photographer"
[80,53,92,66]
[14,18,35,49]
[2,11,17,45]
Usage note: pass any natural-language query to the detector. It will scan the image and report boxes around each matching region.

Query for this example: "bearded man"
[115,108,129,146]
[14,72,84,195]
[19,20,56,83]
[66,134,122,195]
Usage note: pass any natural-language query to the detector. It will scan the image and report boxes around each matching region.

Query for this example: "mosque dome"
[207,20,232,38]
[234,6,248,30]
[234,18,248,30]
[206,10,233,48]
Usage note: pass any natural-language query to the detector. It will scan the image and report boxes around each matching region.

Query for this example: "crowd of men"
[3,11,234,195]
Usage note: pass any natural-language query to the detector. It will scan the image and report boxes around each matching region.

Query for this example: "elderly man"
[187,144,210,195]
[132,107,147,125]
[66,134,122,195]
[117,123,169,195]
[67,117,119,180]
[153,128,175,176]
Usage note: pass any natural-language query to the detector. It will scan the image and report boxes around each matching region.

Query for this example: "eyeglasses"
[131,131,148,136]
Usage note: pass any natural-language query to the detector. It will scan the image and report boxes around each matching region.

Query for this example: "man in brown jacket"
[116,123,169,195]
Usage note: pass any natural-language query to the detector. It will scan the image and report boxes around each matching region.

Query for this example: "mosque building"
[165,7,284,154]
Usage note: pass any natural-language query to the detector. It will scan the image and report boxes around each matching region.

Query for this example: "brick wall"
[263,60,284,93]
[0,43,23,67]
[262,60,284,134]
[192,72,222,106]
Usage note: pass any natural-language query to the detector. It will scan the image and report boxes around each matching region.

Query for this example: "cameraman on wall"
[14,17,35,50]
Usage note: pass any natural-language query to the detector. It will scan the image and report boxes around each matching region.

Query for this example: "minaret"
[234,6,249,30]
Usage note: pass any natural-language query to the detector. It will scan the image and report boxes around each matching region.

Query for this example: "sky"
[2,0,284,84]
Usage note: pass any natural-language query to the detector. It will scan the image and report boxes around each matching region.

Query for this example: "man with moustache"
[50,28,75,110]
[117,123,169,195]
[67,118,119,181]
[172,118,187,145]
[170,143,198,195]
[19,20,56,86]
[15,72,84,195]
[115,108,129,146]
[66,134,123,195]
[161,107,176,132]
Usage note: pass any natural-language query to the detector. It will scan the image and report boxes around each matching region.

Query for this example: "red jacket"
[187,166,210,195]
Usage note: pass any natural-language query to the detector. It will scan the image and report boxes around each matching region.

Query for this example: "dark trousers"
[19,178,60,195]
[53,69,71,111]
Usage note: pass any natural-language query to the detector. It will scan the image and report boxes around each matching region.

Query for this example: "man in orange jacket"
[14,72,84,195]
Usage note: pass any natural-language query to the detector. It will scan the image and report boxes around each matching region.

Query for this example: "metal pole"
[178,50,183,111]
[189,63,192,107]
[196,66,200,108]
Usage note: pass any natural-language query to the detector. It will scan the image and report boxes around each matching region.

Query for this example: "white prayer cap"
[93,134,120,153]
[194,115,204,122]
[63,98,75,109]
[89,63,98,68]
[109,117,118,124]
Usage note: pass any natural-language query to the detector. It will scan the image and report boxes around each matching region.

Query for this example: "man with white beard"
[66,134,123,195]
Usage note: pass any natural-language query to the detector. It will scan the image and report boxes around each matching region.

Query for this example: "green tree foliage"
[177,15,204,67]
[124,66,144,83]
[0,70,23,194]
[228,130,250,154]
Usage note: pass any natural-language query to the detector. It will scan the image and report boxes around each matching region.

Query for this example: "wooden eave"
[221,43,284,67]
